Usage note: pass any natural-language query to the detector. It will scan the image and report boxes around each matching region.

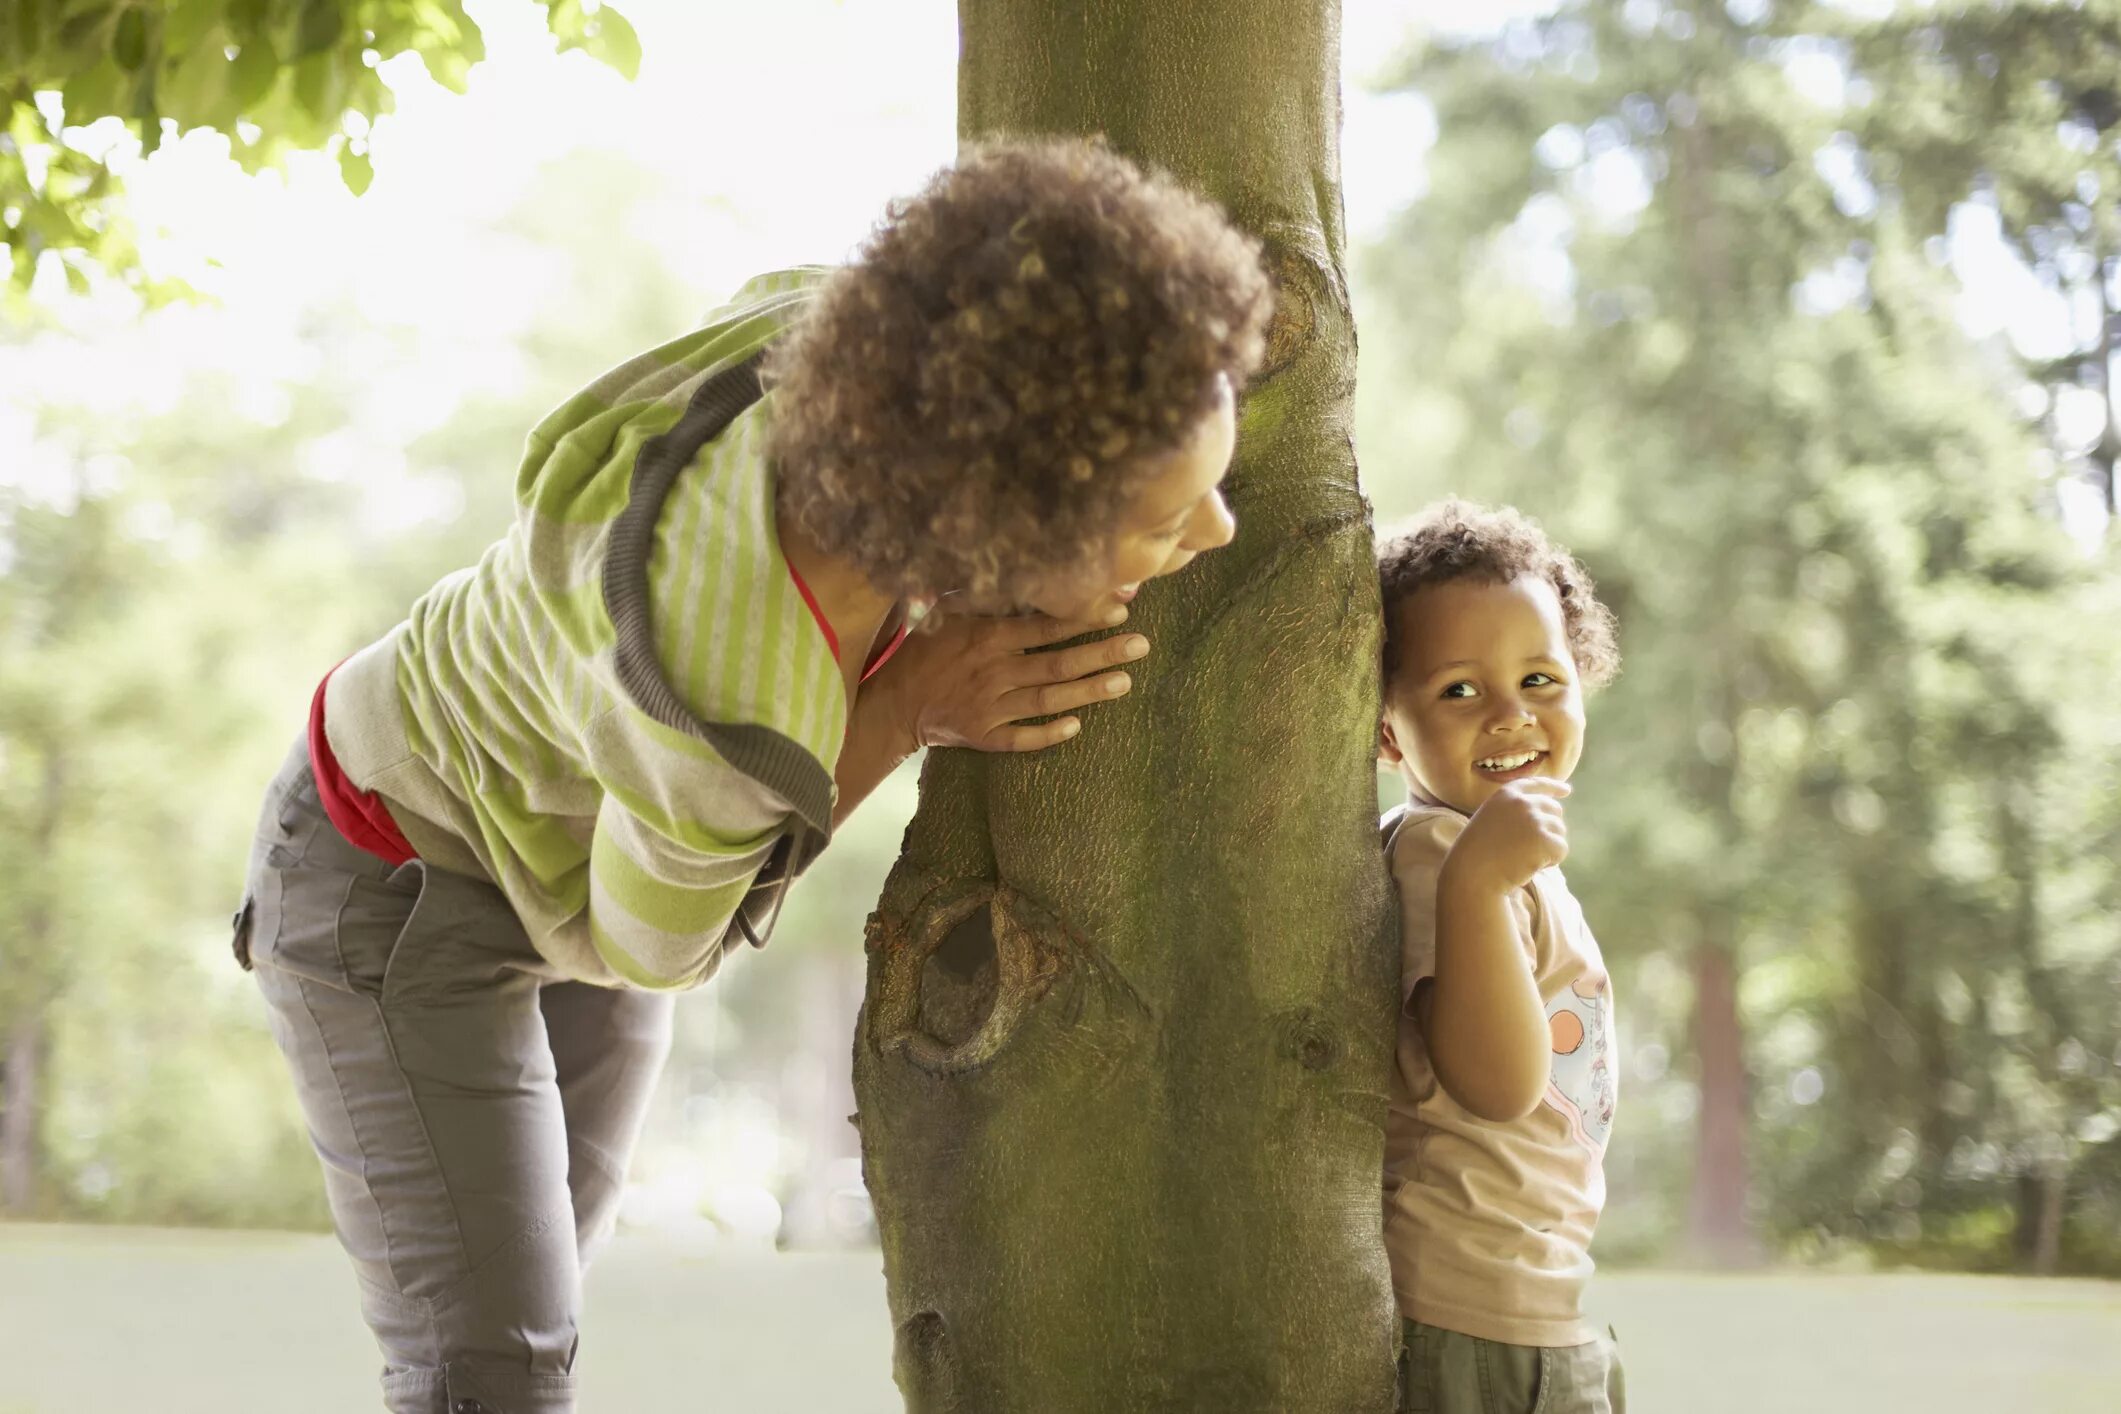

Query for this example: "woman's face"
[1027,376,1240,622]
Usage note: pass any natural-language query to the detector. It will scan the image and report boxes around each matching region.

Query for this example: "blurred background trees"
[1356,0,2121,1274]
[2,0,2116,1276]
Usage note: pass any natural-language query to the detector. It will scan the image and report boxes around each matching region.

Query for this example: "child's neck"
[1396,768,1463,817]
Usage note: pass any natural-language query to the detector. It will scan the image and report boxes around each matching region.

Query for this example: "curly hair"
[763,139,1273,605]
[1377,499,1620,690]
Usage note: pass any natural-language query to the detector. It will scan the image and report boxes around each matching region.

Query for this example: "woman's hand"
[872,607,1152,753]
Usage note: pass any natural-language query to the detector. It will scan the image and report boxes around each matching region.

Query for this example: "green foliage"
[0,0,640,302]
[0,147,789,1225]
[1834,0,2121,511]
[1357,0,2121,1273]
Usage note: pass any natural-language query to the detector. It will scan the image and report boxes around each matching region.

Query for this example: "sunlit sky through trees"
[0,0,2107,547]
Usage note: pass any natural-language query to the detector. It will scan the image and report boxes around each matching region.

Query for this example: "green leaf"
[295,0,342,58]
[161,35,233,125]
[227,40,278,110]
[62,258,89,296]
[336,143,372,196]
[163,0,223,55]
[15,0,50,59]
[111,7,146,71]
[546,0,585,46]
[59,56,121,124]
[291,52,343,125]
[582,6,640,82]
[58,5,114,51]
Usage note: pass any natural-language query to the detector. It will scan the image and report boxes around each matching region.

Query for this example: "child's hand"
[872,607,1150,753]
[1443,778,1570,894]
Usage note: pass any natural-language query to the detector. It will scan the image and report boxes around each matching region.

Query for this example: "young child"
[1375,500,1626,1414]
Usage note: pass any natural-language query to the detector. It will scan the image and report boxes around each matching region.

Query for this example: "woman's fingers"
[997,669,1134,721]
[931,607,1147,753]
[988,716,1084,752]
[1026,632,1150,685]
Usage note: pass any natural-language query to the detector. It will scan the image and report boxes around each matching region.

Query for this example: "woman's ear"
[1378,714,1406,768]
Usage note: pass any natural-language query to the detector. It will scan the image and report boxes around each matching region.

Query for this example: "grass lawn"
[3,1223,2116,1411]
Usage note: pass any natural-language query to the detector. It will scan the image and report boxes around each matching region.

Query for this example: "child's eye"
[1441,681,1477,700]
[1524,672,1559,688]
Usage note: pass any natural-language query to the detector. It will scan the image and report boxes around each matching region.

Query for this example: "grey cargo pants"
[236,737,675,1413]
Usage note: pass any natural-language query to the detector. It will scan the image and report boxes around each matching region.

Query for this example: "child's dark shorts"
[1397,1317,1626,1414]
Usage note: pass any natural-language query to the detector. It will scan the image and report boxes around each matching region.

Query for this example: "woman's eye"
[1441,682,1476,700]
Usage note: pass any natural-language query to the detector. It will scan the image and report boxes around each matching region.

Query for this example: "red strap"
[784,557,910,684]
[783,558,839,658]
[308,666,417,868]
[862,618,913,683]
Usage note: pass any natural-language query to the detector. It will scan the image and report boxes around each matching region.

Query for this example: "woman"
[233,140,1271,1413]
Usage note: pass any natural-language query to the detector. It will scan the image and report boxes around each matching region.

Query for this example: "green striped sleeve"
[586,789,778,989]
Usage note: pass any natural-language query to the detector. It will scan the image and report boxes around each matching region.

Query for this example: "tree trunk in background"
[850,2,1398,1408]
[0,748,65,1216]
[1,1015,44,1214]
[780,955,866,1249]
[1685,940,1757,1266]
[2014,1168,2066,1275]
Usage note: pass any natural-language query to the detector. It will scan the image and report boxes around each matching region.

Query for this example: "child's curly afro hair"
[764,139,1273,605]
[1377,500,1620,690]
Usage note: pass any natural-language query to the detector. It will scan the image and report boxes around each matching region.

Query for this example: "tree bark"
[0,1015,45,1215]
[2014,1167,2066,1275]
[0,746,65,1217]
[1684,939,1757,1266]
[851,2,1398,1408]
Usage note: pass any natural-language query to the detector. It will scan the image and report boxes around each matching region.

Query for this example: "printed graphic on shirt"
[1545,968,1617,1154]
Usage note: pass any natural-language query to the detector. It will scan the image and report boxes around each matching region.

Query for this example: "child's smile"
[1474,747,1549,780]
[1379,574,1586,816]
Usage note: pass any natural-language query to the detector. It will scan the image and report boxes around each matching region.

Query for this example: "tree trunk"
[851,2,1398,1408]
[2014,1166,2066,1275]
[1,1015,45,1214]
[2092,250,2117,518]
[1,746,65,1216]
[1684,939,1757,1266]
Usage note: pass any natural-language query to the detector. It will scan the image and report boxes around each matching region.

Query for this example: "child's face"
[1025,376,1239,622]
[1379,574,1586,815]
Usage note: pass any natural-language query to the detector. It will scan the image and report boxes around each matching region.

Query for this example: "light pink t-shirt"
[1382,801,1619,1347]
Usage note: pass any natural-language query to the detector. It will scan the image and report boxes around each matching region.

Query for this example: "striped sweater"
[323,268,843,989]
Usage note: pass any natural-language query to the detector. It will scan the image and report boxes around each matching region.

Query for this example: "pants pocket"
[1474,1337,1543,1414]
[1398,1321,1428,1413]
[231,895,257,971]
[1535,1336,1617,1414]
[250,856,422,997]
[376,860,549,1006]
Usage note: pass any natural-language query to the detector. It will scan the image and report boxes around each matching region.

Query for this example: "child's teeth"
[1479,751,1538,770]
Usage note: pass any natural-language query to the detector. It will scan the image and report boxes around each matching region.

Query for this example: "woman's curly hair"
[1377,500,1621,690]
[764,139,1273,605]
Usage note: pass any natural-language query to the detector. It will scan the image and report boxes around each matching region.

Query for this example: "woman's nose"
[1182,490,1236,553]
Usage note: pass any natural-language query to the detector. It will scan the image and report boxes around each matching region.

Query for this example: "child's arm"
[1416,779,1570,1122]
